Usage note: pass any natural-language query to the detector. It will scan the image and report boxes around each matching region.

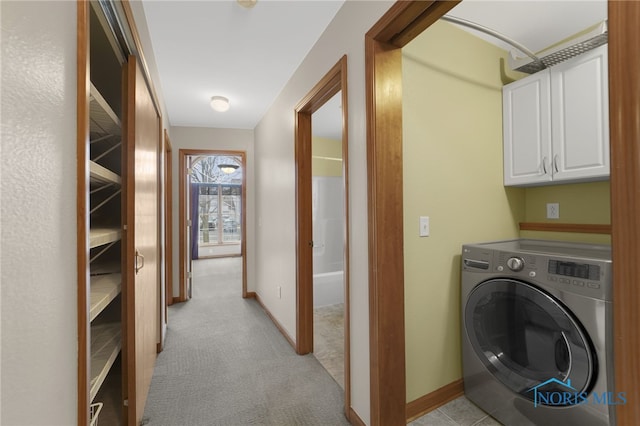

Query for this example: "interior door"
[123,55,160,425]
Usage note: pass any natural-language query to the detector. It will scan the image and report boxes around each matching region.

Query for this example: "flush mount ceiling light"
[237,0,257,9]
[210,96,230,112]
[218,163,239,174]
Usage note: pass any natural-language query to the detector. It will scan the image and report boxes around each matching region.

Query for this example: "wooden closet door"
[123,55,160,426]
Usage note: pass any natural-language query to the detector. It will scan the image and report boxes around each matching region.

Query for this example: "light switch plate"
[419,216,430,237]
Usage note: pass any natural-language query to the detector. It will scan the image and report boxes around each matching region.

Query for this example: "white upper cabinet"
[503,45,609,186]
[503,69,552,186]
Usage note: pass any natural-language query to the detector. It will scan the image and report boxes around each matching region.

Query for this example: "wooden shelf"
[90,160,121,186]
[90,83,121,139]
[90,322,122,402]
[519,222,612,234]
[90,273,122,322]
[90,227,122,249]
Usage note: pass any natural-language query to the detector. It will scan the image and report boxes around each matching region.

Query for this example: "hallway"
[142,258,349,425]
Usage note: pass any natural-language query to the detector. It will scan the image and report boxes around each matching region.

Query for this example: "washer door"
[465,278,595,405]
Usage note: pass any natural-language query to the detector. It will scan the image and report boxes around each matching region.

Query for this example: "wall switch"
[547,203,560,219]
[419,216,430,237]
[277,286,281,299]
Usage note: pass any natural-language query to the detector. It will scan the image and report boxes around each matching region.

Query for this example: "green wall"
[402,21,525,402]
[522,181,611,244]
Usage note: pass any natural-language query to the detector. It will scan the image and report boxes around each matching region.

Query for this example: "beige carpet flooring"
[142,257,349,425]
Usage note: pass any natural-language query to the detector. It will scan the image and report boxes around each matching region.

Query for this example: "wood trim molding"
[348,408,367,426]
[178,149,248,301]
[245,291,257,299]
[76,1,90,424]
[164,130,173,307]
[406,379,464,423]
[519,222,612,234]
[178,149,187,302]
[254,293,296,349]
[121,1,163,119]
[365,34,406,426]
[609,2,640,424]
[294,55,351,417]
[364,2,458,425]
[294,56,346,355]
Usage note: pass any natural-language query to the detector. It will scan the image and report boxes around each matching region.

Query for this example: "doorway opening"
[179,149,248,302]
[311,91,346,389]
[294,55,351,418]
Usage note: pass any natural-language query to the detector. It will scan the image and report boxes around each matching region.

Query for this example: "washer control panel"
[462,243,612,301]
[506,257,525,272]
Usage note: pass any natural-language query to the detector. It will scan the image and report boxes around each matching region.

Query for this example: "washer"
[461,239,615,425]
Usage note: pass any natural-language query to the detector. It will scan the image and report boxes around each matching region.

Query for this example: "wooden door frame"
[157,129,173,353]
[294,56,351,418]
[178,149,248,301]
[164,130,173,309]
[365,1,640,424]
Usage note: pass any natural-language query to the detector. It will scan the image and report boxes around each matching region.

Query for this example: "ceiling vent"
[509,20,608,74]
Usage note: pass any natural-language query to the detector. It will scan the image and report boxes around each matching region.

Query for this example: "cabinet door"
[123,55,160,426]
[503,70,553,186]
[551,45,609,182]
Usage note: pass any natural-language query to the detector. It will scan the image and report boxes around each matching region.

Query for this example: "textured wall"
[1,2,78,424]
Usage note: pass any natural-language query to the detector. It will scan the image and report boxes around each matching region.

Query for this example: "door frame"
[294,56,351,417]
[178,149,248,301]
[365,1,640,424]
[164,129,173,308]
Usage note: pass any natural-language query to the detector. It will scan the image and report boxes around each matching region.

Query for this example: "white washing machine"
[461,239,615,425]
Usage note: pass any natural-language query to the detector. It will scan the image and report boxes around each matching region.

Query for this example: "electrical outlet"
[277,286,281,299]
[547,203,560,219]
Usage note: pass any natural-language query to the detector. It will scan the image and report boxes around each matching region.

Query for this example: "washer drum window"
[465,278,596,405]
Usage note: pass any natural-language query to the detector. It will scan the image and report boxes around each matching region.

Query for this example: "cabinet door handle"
[541,157,548,175]
[553,155,559,173]
[135,250,145,274]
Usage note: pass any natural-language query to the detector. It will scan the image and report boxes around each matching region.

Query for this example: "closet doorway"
[179,149,247,301]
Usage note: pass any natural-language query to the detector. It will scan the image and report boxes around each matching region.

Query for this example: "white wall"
[1,2,78,424]
[169,126,256,297]
[253,1,393,423]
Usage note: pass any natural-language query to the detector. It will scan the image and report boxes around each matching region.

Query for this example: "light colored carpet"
[143,258,349,426]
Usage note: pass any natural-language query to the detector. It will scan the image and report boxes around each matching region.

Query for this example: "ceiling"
[141,0,344,130]
[140,0,607,134]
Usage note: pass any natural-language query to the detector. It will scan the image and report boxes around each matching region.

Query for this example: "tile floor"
[410,396,503,426]
[313,303,345,388]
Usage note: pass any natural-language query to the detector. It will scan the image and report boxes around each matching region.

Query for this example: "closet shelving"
[88,61,123,418]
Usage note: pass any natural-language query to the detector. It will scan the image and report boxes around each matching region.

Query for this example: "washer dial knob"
[506,257,525,272]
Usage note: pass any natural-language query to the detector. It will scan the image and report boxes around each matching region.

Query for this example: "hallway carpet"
[143,258,350,426]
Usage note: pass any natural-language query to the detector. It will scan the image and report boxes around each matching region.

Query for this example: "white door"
[551,45,609,182]
[503,70,553,186]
